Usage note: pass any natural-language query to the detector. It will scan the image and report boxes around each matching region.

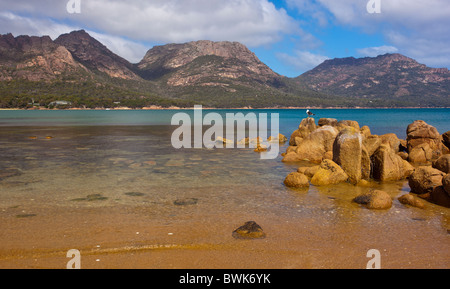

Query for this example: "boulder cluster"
[282,117,450,209]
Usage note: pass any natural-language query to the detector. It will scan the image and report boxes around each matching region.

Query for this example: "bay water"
[0,108,449,268]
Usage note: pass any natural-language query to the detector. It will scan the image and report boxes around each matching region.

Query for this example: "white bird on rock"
[306,109,315,118]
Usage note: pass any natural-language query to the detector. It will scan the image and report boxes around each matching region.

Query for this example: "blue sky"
[1,0,449,77]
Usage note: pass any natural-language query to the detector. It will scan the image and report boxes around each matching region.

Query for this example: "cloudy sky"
[0,0,449,77]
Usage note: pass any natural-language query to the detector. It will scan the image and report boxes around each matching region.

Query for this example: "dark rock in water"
[16,214,37,218]
[71,194,108,202]
[232,221,266,240]
[125,192,146,197]
[0,169,22,181]
[398,194,426,209]
[353,190,392,210]
[174,198,198,206]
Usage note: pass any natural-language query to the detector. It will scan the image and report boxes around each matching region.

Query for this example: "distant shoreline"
[1,106,449,111]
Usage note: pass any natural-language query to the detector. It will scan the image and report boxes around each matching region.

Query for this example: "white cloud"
[86,31,149,64]
[0,11,148,63]
[357,45,398,57]
[0,0,300,64]
[0,11,76,40]
[0,0,298,47]
[277,50,329,73]
[316,0,450,67]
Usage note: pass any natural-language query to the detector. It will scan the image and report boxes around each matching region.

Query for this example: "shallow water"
[0,110,449,269]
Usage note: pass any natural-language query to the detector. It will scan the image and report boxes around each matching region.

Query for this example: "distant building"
[49,101,72,107]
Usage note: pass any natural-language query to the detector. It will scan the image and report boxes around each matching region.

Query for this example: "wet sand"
[1,187,449,269]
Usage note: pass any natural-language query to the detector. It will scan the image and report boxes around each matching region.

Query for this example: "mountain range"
[0,30,449,108]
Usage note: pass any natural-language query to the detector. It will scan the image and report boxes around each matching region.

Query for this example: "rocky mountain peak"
[138,39,280,87]
[296,53,450,105]
[55,30,140,80]
[0,33,85,81]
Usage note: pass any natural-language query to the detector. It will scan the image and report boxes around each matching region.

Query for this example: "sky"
[0,0,449,77]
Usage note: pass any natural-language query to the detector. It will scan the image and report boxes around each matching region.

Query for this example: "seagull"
[306,109,315,118]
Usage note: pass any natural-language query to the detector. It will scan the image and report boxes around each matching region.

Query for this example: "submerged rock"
[71,194,108,202]
[0,169,22,181]
[232,221,266,240]
[398,194,425,209]
[284,172,310,188]
[353,190,392,210]
[125,192,146,197]
[15,214,37,218]
[254,144,268,153]
[174,198,199,206]
[267,133,288,143]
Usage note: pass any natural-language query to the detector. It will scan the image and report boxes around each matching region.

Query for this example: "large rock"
[284,172,310,188]
[267,133,288,143]
[337,120,360,131]
[289,118,317,146]
[443,174,450,196]
[283,125,338,163]
[442,131,450,149]
[408,143,433,164]
[407,120,441,161]
[318,118,338,127]
[360,126,371,138]
[361,145,371,180]
[430,186,450,208]
[371,144,407,182]
[311,159,349,186]
[353,190,392,210]
[432,155,450,174]
[363,135,382,156]
[408,167,445,195]
[380,133,401,153]
[298,165,320,178]
[333,127,363,184]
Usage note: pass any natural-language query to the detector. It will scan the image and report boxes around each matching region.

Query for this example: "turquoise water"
[1,108,449,138]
